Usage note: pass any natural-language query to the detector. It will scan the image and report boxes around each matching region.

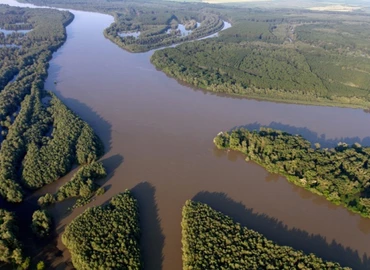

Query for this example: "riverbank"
[150,61,370,110]
[2,0,370,269]
[151,48,370,110]
[214,128,370,218]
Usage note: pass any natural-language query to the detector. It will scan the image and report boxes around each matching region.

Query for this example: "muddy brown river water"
[2,0,370,269]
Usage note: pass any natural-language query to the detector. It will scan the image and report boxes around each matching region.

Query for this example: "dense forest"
[0,5,87,204]
[151,9,370,108]
[182,200,348,269]
[0,209,23,266]
[19,0,225,52]
[0,5,107,268]
[62,191,142,270]
[0,5,103,204]
[214,128,370,218]
[3,1,369,269]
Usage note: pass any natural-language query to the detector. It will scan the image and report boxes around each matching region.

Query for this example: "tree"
[31,210,51,238]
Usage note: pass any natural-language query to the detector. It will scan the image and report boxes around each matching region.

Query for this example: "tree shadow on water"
[61,96,113,152]
[192,191,370,270]
[131,182,165,270]
[232,121,370,148]
[98,154,124,186]
[47,62,113,153]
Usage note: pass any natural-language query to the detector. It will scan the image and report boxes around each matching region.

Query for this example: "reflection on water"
[1,0,370,269]
[0,43,21,48]
[166,22,201,36]
[118,31,140,38]
[0,28,31,35]
[265,173,279,183]
[232,121,370,148]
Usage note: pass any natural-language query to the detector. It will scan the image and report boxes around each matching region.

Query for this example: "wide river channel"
[2,0,370,269]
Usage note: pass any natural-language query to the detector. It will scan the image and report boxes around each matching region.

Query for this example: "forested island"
[182,200,348,269]
[19,0,225,52]
[214,128,370,218]
[0,5,106,268]
[151,9,370,108]
[62,191,142,270]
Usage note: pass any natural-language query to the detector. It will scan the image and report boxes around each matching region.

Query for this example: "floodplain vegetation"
[214,128,370,218]
[182,200,349,269]
[62,191,142,270]
[0,5,105,268]
[1,0,369,269]
[152,9,370,108]
[20,0,225,52]
[38,161,107,210]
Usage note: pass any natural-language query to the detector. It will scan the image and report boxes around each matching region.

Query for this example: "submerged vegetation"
[62,191,142,270]
[182,200,348,269]
[214,128,370,217]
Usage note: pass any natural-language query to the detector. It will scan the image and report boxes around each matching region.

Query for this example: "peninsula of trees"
[37,161,108,209]
[62,191,142,270]
[214,128,370,218]
[151,9,370,108]
[182,200,348,269]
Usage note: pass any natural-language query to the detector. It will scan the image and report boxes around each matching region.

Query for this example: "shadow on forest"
[192,191,370,270]
[131,182,165,270]
[232,121,370,148]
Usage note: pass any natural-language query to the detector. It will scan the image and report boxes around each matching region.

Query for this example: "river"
[2,0,370,269]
